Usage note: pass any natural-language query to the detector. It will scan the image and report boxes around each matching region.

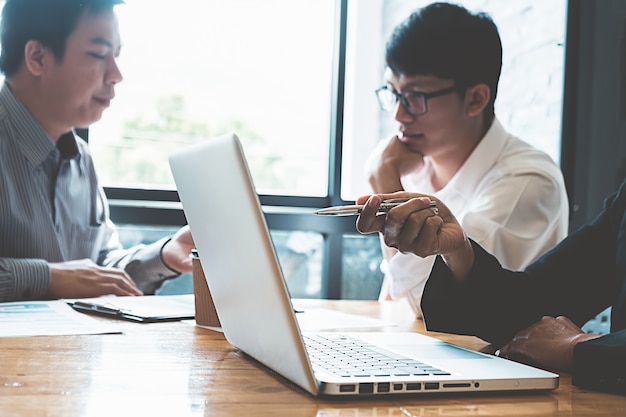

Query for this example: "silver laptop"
[168,133,559,397]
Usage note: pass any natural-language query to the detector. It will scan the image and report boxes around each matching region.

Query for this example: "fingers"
[101,269,143,296]
[356,195,385,234]
[497,317,551,359]
[97,281,143,297]
[497,338,525,359]
[495,316,585,371]
[356,194,430,234]
[356,193,441,253]
[496,333,538,368]
[356,191,416,206]
[81,265,142,296]
[554,315,581,331]
[381,198,440,254]
[355,195,370,205]
[411,215,444,256]
[49,262,143,298]
[388,206,440,254]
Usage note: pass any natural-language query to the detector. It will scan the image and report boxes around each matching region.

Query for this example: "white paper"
[66,294,195,320]
[294,308,396,331]
[0,300,121,337]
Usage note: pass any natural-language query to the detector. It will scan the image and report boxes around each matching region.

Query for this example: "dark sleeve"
[573,330,626,394]
[421,244,554,346]
[421,181,625,347]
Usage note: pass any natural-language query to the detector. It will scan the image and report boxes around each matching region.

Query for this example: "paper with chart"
[0,300,121,337]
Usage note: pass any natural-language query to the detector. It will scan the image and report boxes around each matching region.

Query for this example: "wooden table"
[1,299,625,417]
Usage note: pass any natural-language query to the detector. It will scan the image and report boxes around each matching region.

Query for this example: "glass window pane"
[342,0,567,200]
[89,0,335,196]
[117,225,324,297]
[341,234,384,300]
[272,230,323,299]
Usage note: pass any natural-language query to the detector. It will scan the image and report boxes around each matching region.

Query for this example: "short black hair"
[0,0,124,77]
[385,2,502,122]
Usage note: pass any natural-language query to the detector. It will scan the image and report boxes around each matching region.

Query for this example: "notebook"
[168,133,559,397]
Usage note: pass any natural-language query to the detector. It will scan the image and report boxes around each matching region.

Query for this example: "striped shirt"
[0,83,178,302]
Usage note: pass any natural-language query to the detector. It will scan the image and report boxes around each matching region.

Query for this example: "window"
[90,0,336,196]
[91,0,356,298]
[90,0,568,299]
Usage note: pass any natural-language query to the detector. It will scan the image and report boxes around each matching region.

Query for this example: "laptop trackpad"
[389,343,492,361]
[352,332,492,361]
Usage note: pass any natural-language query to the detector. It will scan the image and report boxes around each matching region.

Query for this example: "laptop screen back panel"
[169,134,319,395]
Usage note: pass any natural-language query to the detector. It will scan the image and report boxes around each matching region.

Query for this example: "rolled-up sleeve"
[0,258,50,302]
[101,236,181,294]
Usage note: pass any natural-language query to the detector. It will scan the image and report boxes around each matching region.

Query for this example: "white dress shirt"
[376,118,569,317]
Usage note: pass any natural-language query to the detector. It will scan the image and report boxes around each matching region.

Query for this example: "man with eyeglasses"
[365,2,569,318]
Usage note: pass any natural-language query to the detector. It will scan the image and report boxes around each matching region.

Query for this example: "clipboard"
[66,294,195,323]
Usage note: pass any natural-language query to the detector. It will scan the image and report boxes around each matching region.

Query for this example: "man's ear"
[23,40,49,76]
[464,83,491,117]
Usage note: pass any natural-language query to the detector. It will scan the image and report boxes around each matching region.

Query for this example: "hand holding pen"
[355,193,468,263]
[354,194,440,236]
[314,197,436,216]
[319,191,475,281]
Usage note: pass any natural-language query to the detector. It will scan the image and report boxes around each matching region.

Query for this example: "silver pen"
[314,199,436,216]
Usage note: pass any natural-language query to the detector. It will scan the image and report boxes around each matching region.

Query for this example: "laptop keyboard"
[303,334,451,378]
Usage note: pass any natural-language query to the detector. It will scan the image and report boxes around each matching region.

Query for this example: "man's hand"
[48,259,143,299]
[367,135,424,193]
[497,316,602,371]
[355,192,474,280]
[161,225,194,274]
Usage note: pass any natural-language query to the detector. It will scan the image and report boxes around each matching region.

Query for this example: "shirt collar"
[0,82,79,166]
[57,131,80,160]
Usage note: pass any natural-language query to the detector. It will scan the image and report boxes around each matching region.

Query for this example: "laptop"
[168,133,559,397]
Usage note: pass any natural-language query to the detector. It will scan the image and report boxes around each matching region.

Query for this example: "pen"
[72,301,122,315]
[314,199,437,216]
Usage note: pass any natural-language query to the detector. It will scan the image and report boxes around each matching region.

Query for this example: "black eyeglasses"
[375,85,457,116]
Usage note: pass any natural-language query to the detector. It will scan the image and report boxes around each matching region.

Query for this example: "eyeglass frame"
[375,84,458,116]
